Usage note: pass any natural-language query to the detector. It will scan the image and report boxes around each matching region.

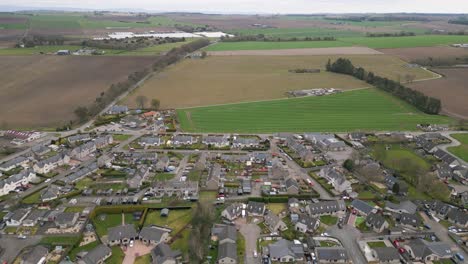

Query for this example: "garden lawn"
[68,241,99,261]
[144,209,192,234]
[171,228,191,256]
[267,203,287,215]
[40,235,81,246]
[320,215,338,226]
[134,254,151,264]
[178,88,452,133]
[448,133,468,162]
[106,246,125,264]
[367,241,387,248]
[228,27,363,38]
[205,40,351,51]
[152,173,176,181]
[93,213,139,238]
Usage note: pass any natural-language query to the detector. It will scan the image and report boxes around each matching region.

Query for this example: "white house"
[0,170,36,196]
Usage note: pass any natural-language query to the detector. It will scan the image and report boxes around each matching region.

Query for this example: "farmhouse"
[0,170,36,196]
[79,244,112,264]
[306,200,346,216]
[150,243,182,264]
[33,153,70,174]
[107,224,138,246]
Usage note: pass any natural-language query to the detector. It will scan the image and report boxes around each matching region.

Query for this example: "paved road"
[237,218,260,264]
[419,212,467,259]
[0,235,43,263]
[439,131,468,166]
[327,225,368,264]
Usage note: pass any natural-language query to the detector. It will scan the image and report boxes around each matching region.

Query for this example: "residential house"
[107,105,128,115]
[55,212,79,229]
[366,213,389,233]
[447,209,468,228]
[433,149,460,167]
[6,208,30,227]
[429,200,452,219]
[94,135,113,149]
[33,153,70,174]
[150,243,182,264]
[80,244,112,264]
[0,156,29,172]
[150,181,199,200]
[371,247,400,264]
[385,201,418,215]
[232,137,260,148]
[156,156,170,172]
[319,166,352,193]
[107,224,138,246]
[404,239,452,262]
[269,239,304,262]
[202,135,230,148]
[286,136,314,162]
[453,167,468,184]
[212,224,238,264]
[63,162,98,184]
[306,134,347,151]
[218,242,237,264]
[285,177,299,195]
[139,226,170,245]
[242,179,252,194]
[315,247,349,263]
[139,136,163,147]
[67,134,91,144]
[171,135,195,145]
[205,163,221,190]
[21,245,48,264]
[348,132,367,142]
[31,144,50,156]
[23,209,47,227]
[306,200,346,216]
[264,211,287,232]
[221,203,243,221]
[70,141,96,160]
[40,185,61,202]
[384,175,408,195]
[0,170,36,196]
[128,165,150,189]
[288,198,300,210]
[294,214,319,233]
[246,201,266,216]
[269,160,288,181]
[397,213,421,230]
[351,199,376,216]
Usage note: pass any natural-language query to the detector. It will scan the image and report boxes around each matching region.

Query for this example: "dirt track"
[208,47,383,56]
[0,55,155,128]
[408,67,468,120]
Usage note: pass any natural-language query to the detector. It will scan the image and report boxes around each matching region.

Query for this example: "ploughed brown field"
[0,55,155,128]
[124,54,435,110]
[380,46,468,62]
[408,67,468,120]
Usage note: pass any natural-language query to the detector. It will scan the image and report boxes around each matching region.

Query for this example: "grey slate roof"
[82,244,111,264]
[316,247,348,261]
[55,212,77,226]
[385,200,418,214]
[398,213,420,227]
[307,200,346,215]
[366,213,387,229]
[151,243,181,264]
[0,156,28,170]
[22,245,48,264]
[407,239,452,259]
[374,247,400,261]
[447,208,468,226]
[107,224,138,241]
[269,239,304,259]
[139,226,168,242]
[351,199,374,215]
[218,241,237,261]
[247,201,266,215]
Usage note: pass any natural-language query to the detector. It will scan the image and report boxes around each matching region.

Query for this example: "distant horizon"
[1,0,468,14]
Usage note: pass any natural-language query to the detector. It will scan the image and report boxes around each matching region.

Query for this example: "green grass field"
[177,88,452,133]
[448,133,468,162]
[229,27,363,38]
[205,40,351,51]
[0,45,125,56]
[205,35,468,51]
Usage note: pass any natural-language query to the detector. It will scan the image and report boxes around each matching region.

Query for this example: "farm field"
[177,88,452,133]
[0,55,155,128]
[208,47,382,56]
[124,55,434,109]
[229,27,364,38]
[379,46,468,62]
[0,45,124,56]
[408,67,468,120]
[448,134,468,162]
[207,35,468,51]
[204,41,351,51]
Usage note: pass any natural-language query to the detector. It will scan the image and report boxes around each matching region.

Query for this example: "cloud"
[4,0,468,13]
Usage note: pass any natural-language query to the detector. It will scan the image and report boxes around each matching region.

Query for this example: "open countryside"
[124,55,435,109]
[177,88,452,133]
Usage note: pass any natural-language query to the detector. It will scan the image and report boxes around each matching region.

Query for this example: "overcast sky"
[3,0,468,14]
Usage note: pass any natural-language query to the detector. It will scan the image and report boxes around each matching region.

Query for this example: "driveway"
[122,240,154,264]
[327,225,367,264]
[236,218,260,264]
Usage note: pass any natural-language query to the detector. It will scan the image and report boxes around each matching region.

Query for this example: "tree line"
[74,39,211,123]
[326,58,441,114]
[366,32,416,37]
[81,37,186,51]
[16,35,65,47]
[448,16,468,25]
[221,34,336,42]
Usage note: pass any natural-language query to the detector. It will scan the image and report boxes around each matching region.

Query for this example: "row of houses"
[211,224,238,264]
[3,207,81,228]
[0,170,36,196]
